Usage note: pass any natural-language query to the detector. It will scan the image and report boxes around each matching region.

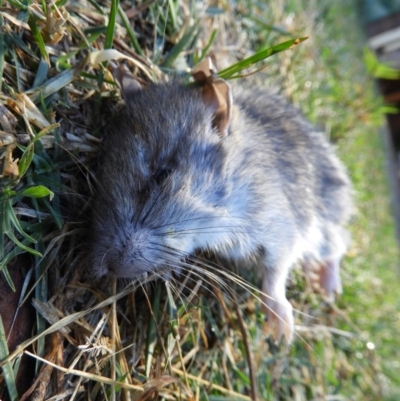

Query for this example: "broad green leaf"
[20,185,54,200]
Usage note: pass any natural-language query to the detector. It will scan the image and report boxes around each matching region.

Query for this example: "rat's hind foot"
[303,258,342,300]
[318,259,342,299]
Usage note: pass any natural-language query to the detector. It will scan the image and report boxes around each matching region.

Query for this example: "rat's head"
[89,77,233,279]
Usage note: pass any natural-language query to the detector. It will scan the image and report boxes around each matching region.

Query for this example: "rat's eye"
[154,167,172,185]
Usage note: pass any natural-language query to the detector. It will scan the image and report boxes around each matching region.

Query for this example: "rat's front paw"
[261,293,294,343]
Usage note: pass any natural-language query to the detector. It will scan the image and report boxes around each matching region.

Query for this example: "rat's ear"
[112,64,142,99]
[192,58,232,138]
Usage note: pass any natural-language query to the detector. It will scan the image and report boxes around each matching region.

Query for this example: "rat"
[88,60,352,342]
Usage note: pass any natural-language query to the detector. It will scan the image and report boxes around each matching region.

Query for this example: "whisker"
[149,215,250,230]
[164,278,195,318]
[163,262,240,306]
[147,242,261,295]
[147,242,302,324]
[133,198,148,228]
[140,190,164,227]
[144,247,253,305]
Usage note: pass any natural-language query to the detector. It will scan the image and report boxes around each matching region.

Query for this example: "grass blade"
[0,316,18,401]
[145,281,162,377]
[32,58,49,88]
[0,189,15,289]
[18,141,35,178]
[167,0,178,32]
[5,0,27,9]
[105,0,119,49]
[196,28,218,64]
[161,21,200,68]
[2,267,16,291]
[6,201,37,243]
[6,230,42,257]
[0,13,4,87]
[11,49,22,91]
[0,186,6,264]
[7,31,39,59]
[28,11,49,64]
[118,4,144,56]
[218,37,308,79]
[86,0,106,15]
[41,198,63,229]
[31,123,60,144]
[27,63,84,103]
[34,240,47,362]
[245,15,295,38]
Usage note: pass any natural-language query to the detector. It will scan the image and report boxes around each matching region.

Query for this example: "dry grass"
[1,1,399,401]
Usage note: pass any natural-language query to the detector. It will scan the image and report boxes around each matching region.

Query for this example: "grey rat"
[89,65,352,342]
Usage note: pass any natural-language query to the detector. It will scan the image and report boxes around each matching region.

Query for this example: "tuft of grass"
[0,316,18,401]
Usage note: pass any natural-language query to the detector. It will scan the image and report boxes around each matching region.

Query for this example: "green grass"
[1,0,400,400]
[240,1,400,399]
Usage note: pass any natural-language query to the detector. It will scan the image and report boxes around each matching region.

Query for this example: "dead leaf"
[89,49,154,81]
[0,11,31,30]
[0,131,15,147]
[1,145,19,179]
[0,103,18,132]
[7,93,51,130]
[133,376,190,401]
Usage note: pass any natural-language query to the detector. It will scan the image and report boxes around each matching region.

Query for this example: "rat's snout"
[96,228,176,278]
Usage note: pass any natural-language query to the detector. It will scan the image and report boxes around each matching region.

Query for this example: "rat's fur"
[89,80,352,342]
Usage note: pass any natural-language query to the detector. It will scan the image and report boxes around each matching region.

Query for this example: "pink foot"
[319,260,342,299]
[303,259,342,300]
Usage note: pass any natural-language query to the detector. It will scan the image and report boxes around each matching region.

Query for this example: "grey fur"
[89,80,352,342]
